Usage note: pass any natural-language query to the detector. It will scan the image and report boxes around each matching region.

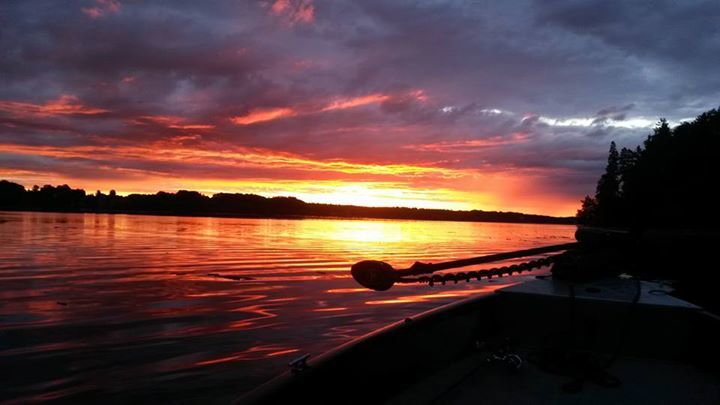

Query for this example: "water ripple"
[0,211,575,403]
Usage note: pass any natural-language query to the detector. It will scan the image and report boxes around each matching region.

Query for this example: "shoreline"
[0,208,576,226]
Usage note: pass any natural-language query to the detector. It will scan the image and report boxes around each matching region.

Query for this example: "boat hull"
[239,278,720,404]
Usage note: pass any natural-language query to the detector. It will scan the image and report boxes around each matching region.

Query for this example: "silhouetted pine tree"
[576,195,598,224]
[595,141,621,225]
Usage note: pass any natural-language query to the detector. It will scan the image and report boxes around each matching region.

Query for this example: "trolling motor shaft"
[351,242,579,291]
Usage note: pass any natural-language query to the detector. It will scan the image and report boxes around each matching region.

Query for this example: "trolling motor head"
[351,260,396,291]
[351,242,578,291]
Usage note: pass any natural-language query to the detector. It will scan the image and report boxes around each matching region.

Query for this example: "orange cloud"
[230,107,297,125]
[270,0,314,25]
[0,142,461,179]
[132,115,215,130]
[231,91,420,126]
[320,94,390,112]
[406,133,531,152]
[82,0,121,19]
[0,95,108,117]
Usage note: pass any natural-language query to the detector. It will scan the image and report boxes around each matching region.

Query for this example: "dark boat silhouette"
[239,228,720,404]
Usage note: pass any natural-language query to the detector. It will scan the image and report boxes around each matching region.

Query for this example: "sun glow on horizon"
[2,167,577,216]
[0,116,579,217]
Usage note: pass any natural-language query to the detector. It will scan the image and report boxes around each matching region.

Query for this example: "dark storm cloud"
[0,0,718,212]
[536,0,720,113]
[592,103,634,125]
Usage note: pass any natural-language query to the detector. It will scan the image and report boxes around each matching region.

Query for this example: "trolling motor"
[351,227,646,291]
[351,242,579,291]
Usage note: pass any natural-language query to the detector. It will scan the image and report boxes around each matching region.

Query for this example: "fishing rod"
[351,242,579,291]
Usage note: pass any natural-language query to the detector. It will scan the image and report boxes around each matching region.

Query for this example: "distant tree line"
[0,180,573,225]
[577,107,720,229]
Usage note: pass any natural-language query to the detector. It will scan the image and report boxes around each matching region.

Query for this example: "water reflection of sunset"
[312,307,348,312]
[365,284,513,305]
[195,345,301,366]
[325,288,368,294]
[0,212,575,402]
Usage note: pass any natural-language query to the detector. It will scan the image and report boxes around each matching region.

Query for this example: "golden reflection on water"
[0,211,575,402]
[312,307,348,312]
[365,284,513,305]
[194,345,301,366]
[311,220,411,243]
[325,288,369,294]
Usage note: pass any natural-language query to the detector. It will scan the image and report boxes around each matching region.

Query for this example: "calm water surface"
[0,211,575,403]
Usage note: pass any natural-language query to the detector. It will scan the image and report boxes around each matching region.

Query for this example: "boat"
[238,229,720,404]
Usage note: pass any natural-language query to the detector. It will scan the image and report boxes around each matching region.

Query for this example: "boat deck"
[499,276,699,309]
[388,348,719,404]
[386,278,718,404]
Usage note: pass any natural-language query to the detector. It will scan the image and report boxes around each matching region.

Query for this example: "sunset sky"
[1,1,718,216]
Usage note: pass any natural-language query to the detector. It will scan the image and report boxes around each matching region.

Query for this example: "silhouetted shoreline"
[0,181,574,225]
[0,208,576,225]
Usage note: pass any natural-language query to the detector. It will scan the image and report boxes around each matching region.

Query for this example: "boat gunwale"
[237,289,500,403]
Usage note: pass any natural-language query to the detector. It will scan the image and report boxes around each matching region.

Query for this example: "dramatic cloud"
[0,0,718,215]
[81,0,120,19]
[0,95,109,117]
[269,0,315,25]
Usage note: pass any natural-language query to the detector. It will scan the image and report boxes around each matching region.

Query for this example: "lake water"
[0,211,575,403]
